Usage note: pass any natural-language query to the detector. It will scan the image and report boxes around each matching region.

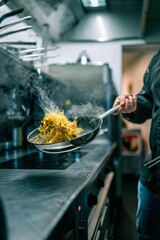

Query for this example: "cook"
[113,49,160,240]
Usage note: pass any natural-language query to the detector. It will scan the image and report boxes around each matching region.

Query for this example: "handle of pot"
[99,104,121,120]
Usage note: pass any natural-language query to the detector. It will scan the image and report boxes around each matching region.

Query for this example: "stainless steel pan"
[27,105,121,154]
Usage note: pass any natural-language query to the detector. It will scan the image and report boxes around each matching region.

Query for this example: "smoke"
[67,102,105,118]
[0,47,111,124]
[33,83,56,112]
[30,68,62,115]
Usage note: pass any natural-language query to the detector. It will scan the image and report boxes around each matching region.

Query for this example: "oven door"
[88,172,114,240]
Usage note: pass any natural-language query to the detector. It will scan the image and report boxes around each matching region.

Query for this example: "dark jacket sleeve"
[122,50,160,124]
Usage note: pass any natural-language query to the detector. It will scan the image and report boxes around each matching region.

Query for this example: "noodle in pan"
[30,108,83,144]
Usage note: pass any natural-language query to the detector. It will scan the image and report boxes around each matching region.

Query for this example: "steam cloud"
[67,102,105,118]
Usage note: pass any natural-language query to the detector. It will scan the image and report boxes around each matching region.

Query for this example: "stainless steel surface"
[0,141,115,240]
[99,104,121,120]
[27,105,120,154]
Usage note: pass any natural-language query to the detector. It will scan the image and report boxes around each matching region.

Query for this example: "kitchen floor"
[114,175,139,240]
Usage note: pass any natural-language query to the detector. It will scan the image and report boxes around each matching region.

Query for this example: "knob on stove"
[88,193,98,208]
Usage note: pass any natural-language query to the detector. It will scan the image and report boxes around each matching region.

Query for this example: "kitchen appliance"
[0,140,118,240]
[48,146,117,240]
[27,105,121,154]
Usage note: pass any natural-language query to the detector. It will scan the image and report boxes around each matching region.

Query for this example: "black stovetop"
[0,150,86,170]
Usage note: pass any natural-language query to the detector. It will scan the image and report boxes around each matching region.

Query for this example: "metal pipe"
[19,52,44,59]
[0,26,32,39]
[19,45,59,55]
[0,16,32,32]
[19,47,44,55]
[42,23,49,62]
[140,0,150,37]
[0,41,36,46]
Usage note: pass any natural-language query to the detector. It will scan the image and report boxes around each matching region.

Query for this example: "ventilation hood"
[6,0,85,42]
[5,0,160,42]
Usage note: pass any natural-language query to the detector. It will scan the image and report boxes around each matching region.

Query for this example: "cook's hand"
[113,93,137,115]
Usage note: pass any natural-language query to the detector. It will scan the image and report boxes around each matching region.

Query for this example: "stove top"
[0,150,86,170]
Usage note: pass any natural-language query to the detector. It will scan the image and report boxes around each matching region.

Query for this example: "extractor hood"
[5,0,160,42]
[6,0,85,42]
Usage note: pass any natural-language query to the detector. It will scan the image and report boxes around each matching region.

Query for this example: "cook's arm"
[113,88,152,124]
[113,48,156,124]
[113,93,137,115]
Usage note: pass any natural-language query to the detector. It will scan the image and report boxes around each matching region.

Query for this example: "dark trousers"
[136,180,160,240]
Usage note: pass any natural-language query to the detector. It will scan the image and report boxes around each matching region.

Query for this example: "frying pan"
[27,104,121,154]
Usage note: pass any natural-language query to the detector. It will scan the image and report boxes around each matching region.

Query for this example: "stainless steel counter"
[0,138,117,240]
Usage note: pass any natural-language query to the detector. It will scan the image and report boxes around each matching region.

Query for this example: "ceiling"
[5,0,160,42]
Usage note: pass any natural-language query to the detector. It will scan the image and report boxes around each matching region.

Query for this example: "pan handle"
[99,104,121,120]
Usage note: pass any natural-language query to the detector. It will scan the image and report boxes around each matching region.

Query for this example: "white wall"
[45,40,146,93]
[48,42,122,92]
